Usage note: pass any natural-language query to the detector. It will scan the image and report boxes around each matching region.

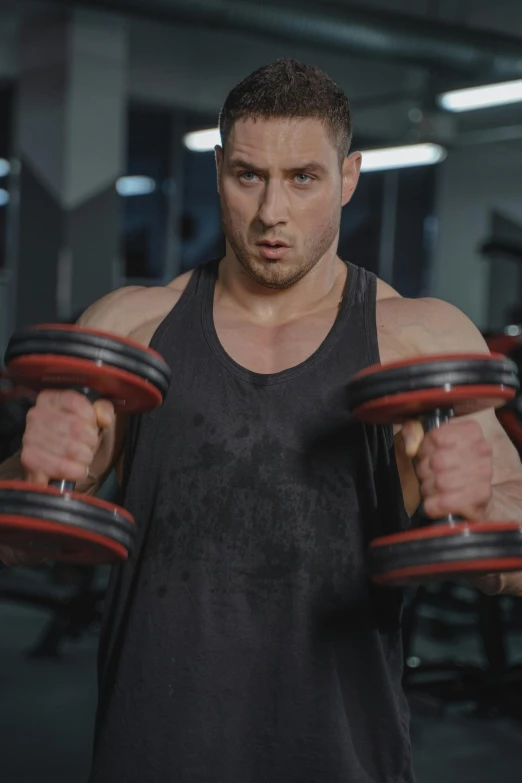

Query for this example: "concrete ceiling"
[1,0,521,150]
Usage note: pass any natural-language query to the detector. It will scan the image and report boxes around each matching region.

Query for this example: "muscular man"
[2,59,522,782]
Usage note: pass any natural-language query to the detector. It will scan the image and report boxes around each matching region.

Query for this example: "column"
[12,8,127,329]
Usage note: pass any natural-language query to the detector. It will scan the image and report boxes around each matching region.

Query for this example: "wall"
[127,17,423,143]
[432,141,522,328]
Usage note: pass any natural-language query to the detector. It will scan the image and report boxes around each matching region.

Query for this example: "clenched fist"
[21,389,115,486]
[402,418,493,521]
[401,417,508,595]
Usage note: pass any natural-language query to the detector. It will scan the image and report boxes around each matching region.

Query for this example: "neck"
[216,247,347,325]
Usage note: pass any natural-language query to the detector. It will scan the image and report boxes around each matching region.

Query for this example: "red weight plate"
[7,355,162,412]
[0,515,128,564]
[369,521,522,586]
[353,384,515,425]
[0,480,135,521]
[369,520,522,547]
[354,352,505,381]
[486,335,521,356]
[0,482,134,564]
[31,323,166,364]
[372,558,522,587]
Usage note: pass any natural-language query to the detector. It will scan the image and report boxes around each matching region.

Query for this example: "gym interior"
[1,1,522,781]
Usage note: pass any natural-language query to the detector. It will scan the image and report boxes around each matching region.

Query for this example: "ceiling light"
[183,128,221,152]
[182,129,447,172]
[439,79,522,112]
[116,176,156,196]
[0,159,10,178]
[0,189,10,207]
[360,143,447,172]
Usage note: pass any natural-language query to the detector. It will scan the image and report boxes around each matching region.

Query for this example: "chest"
[212,303,411,375]
[213,306,342,374]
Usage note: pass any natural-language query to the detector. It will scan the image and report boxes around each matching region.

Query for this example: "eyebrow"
[228,158,328,176]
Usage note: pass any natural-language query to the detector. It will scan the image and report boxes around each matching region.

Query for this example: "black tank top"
[90,259,414,783]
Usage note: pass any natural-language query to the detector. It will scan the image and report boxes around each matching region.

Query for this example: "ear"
[341,152,362,207]
[215,145,223,194]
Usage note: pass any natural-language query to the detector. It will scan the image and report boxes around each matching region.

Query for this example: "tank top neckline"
[201,258,360,386]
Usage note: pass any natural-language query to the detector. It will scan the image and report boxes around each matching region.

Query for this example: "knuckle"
[67,441,93,465]
[431,452,449,471]
[434,473,450,492]
[69,415,87,439]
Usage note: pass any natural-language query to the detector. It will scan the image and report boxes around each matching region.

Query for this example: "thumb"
[401,420,425,458]
[93,399,115,430]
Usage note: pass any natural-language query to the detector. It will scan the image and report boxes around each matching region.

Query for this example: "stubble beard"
[221,208,341,290]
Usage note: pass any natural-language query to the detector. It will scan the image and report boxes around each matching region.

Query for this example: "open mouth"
[256,242,291,260]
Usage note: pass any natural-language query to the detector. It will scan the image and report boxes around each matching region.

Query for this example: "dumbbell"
[346,352,522,587]
[0,324,171,564]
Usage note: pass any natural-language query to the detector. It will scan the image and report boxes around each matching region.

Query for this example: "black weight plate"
[8,325,170,384]
[0,486,135,550]
[368,523,522,586]
[6,333,170,398]
[347,356,518,411]
[7,339,169,398]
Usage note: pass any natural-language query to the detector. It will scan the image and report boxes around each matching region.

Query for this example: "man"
[1,59,522,782]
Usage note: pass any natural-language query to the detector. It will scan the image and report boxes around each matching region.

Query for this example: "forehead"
[225,117,337,164]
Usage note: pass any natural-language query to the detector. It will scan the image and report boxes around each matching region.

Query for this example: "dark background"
[1,1,522,781]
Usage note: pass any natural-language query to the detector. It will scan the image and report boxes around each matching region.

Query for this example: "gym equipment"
[346,353,522,587]
[0,324,171,564]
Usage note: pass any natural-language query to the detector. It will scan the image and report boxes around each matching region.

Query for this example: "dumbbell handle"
[418,407,463,527]
[49,386,101,493]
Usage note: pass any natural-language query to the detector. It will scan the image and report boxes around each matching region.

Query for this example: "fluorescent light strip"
[360,143,447,171]
[183,129,446,171]
[439,79,522,112]
[0,159,10,178]
[116,176,156,197]
[0,189,10,207]
[184,128,221,152]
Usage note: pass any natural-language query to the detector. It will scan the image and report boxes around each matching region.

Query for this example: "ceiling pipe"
[41,0,522,80]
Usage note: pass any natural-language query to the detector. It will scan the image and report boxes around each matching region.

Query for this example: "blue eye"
[295,174,312,184]
[239,171,258,181]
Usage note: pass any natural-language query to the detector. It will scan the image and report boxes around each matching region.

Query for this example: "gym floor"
[1,572,522,783]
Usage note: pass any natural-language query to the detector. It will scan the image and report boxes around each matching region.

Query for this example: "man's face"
[216,117,360,289]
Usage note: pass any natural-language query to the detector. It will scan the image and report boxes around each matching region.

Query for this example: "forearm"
[486,479,522,524]
[484,480,522,596]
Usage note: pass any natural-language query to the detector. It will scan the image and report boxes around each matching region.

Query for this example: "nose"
[256,179,289,228]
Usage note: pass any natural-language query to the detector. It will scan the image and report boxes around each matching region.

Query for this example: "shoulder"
[375,277,401,302]
[76,270,194,340]
[377,291,488,356]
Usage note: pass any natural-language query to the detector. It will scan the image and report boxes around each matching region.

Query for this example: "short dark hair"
[218,59,352,165]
